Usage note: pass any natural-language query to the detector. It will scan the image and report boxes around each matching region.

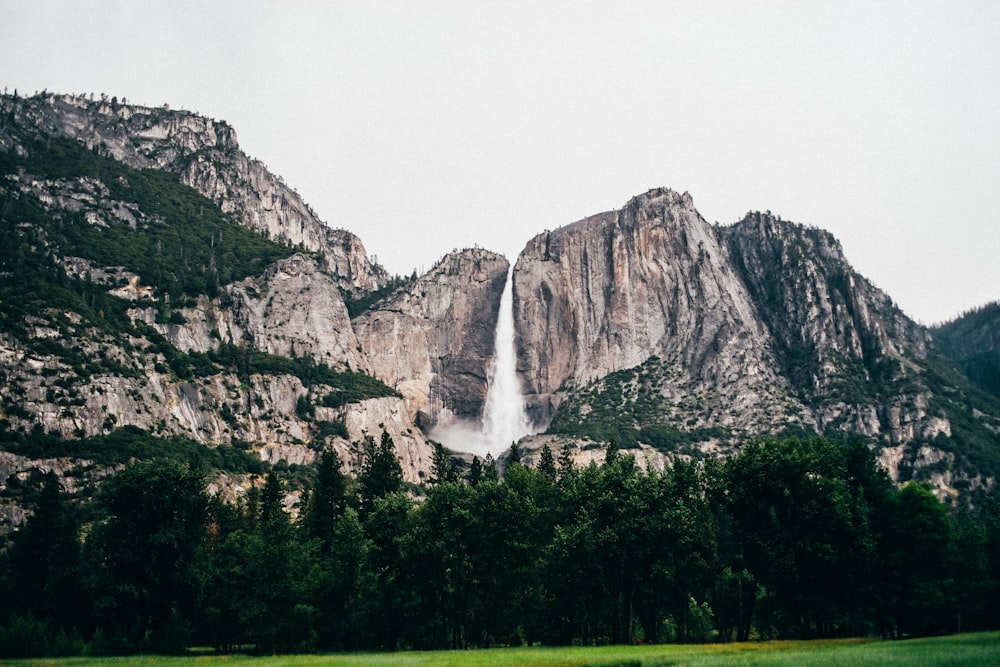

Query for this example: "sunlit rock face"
[353,248,509,430]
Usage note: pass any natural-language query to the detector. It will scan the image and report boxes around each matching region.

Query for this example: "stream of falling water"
[430,263,534,457]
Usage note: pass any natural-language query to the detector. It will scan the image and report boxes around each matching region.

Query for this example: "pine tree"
[482,452,499,483]
[468,455,484,486]
[508,442,522,467]
[260,470,284,525]
[430,441,458,485]
[557,442,575,481]
[539,443,557,481]
[302,449,349,552]
[358,430,403,518]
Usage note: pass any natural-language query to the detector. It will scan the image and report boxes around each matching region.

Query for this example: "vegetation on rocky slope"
[934,302,1000,399]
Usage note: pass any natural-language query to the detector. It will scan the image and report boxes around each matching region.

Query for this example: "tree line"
[1,434,998,657]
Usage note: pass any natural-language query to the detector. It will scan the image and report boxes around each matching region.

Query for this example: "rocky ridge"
[0,93,438,518]
[513,188,997,498]
[1,92,386,294]
[1,92,998,515]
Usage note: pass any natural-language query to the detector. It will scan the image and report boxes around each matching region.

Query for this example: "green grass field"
[4,632,999,667]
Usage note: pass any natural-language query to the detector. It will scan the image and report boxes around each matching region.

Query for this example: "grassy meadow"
[4,632,999,667]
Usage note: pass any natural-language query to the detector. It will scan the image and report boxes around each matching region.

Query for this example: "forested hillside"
[0,92,434,544]
[935,302,1000,399]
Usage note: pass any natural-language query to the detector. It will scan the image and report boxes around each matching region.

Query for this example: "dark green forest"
[1,434,998,657]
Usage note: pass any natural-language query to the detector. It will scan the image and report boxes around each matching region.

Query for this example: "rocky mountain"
[514,188,1000,500]
[3,92,386,295]
[1,91,998,520]
[0,92,439,528]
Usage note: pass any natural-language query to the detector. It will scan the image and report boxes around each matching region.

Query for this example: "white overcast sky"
[2,1,998,324]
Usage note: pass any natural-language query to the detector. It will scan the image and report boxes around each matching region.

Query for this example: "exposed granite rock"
[332,396,435,485]
[511,188,991,496]
[514,188,795,432]
[724,211,936,443]
[353,248,509,429]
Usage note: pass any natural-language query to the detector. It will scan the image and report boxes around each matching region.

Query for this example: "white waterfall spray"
[480,264,533,451]
[430,262,534,457]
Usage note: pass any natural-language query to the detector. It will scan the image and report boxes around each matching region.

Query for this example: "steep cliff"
[353,248,509,429]
[724,211,945,444]
[515,188,800,432]
[0,92,386,294]
[0,92,436,511]
[2,91,998,507]
[515,188,999,497]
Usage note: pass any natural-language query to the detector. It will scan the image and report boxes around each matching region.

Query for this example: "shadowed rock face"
[353,248,509,429]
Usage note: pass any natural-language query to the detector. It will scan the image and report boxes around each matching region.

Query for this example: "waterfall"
[430,262,534,457]
[480,264,532,451]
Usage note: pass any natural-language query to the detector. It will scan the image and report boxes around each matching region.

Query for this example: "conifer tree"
[557,442,575,482]
[468,455,484,486]
[538,443,557,481]
[302,449,349,552]
[482,452,499,483]
[358,430,403,518]
[430,441,458,485]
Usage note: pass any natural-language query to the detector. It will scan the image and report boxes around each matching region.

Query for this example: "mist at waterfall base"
[429,266,537,458]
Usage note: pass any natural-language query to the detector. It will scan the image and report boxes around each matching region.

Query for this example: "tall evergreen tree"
[5,472,87,635]
[507,443,522,469]
[358,431,403,518]
[90,459,208,653]
[538,443,557,481]
[557,442,575,483]
[301,449,349,552]
[468,455,484,486]
[482,452,499,483]
[430,441,458,485]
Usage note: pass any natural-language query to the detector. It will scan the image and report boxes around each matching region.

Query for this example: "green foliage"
[132,330,398,408]
[341,272,417,319]
[89,459,209,653]
[547,360,730,452]
[0,192,137,343]
[0,614,86,658]
[429,441,460,485]
[914,353,1000,489]
[934,301,1000,399]
[0,127,295,303]
[0,424,264,474]
[313,420,349,442]
[357,431,404,518]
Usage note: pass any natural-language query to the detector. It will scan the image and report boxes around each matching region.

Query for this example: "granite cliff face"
[354,248,509,429]
[513,188,997,497]
[514,189,792,432]
[0,92,437,506]
[724,212,945,443]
